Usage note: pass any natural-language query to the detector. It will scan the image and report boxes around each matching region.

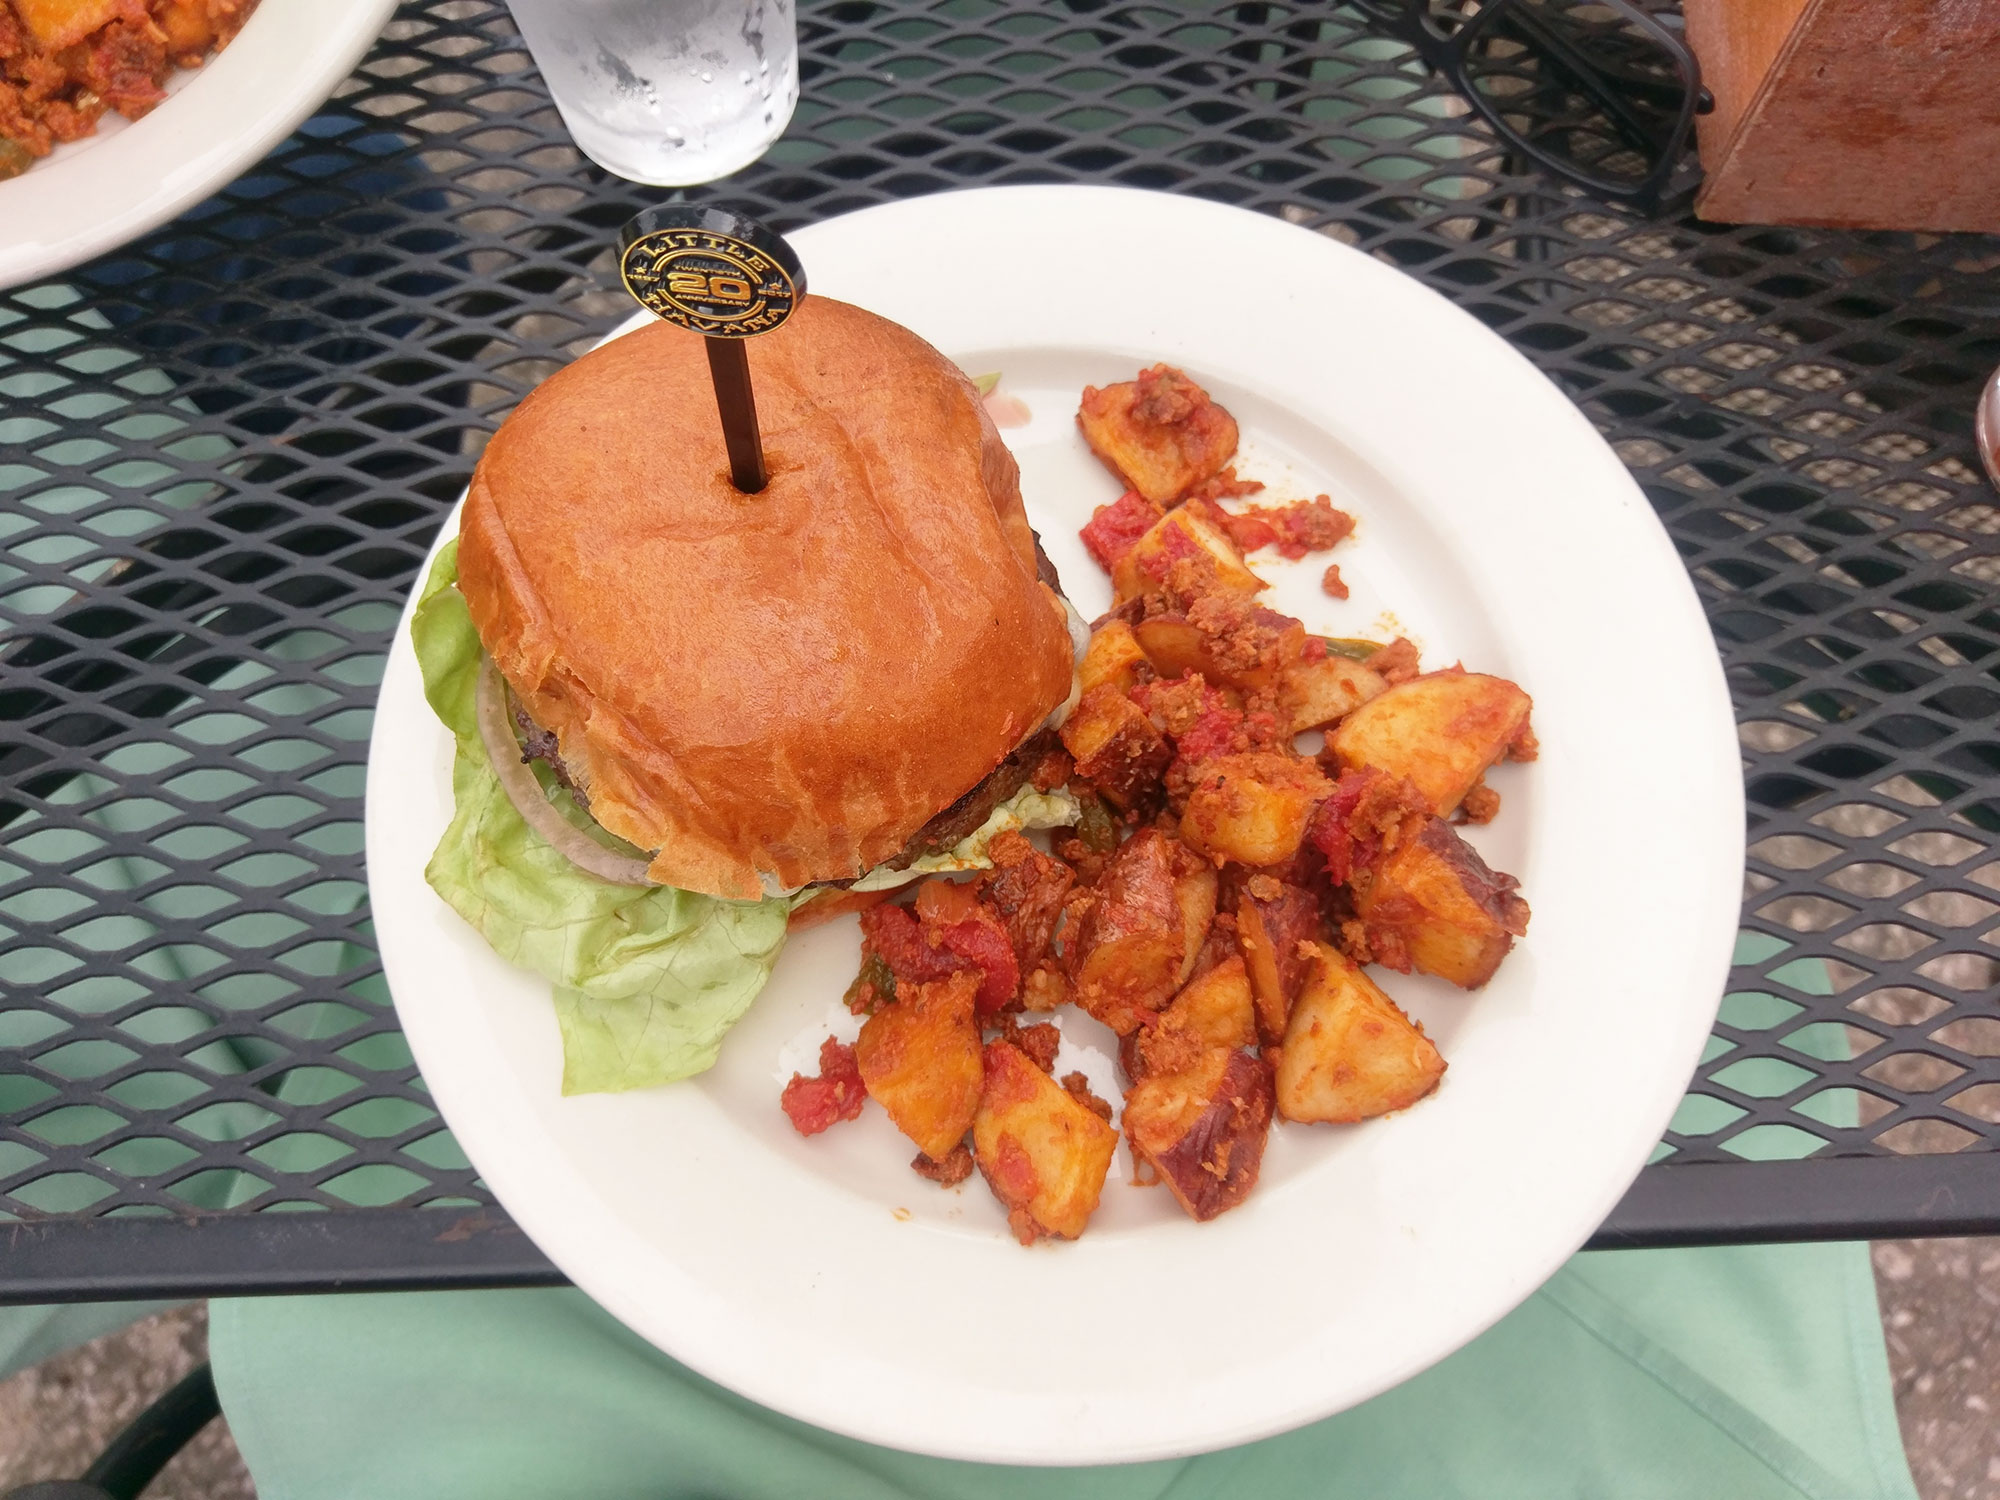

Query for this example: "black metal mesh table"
[3,0,1998,1302]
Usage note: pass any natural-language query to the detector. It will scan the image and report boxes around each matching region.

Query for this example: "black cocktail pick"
[618,206,807,494]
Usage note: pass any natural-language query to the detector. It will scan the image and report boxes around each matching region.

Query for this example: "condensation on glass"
[505,0,798,184]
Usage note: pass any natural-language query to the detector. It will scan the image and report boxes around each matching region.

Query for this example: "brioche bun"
[456,296,1076,900]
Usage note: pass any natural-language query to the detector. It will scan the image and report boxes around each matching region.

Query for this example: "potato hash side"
[782,364,1537,1247]
[0,0,258,177]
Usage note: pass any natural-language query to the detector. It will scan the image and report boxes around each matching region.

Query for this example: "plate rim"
[366,182,1745,1464]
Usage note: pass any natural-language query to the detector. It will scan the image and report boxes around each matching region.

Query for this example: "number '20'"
[667,270,754,302]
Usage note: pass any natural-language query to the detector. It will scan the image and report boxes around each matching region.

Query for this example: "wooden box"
[1684,0,2000,232]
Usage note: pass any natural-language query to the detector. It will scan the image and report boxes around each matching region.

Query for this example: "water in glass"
[506,0,798,186]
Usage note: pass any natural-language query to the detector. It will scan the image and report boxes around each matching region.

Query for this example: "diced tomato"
[779,1037,866,1135]
[861,902,969,987]
[914,878,984,926]
[1270,496,1355,559]
[1130,675,1244,768]
[1308,766,1423,887]
[1174,705,1244,767]
[1306,767,1376,887]
[1214,496,1356,560]
[865,887,1020,1014]
[936,913,1020,1016]
[1140,518,1201,583]
[1079,490,1162,571]
[1215,508,1278,555]
[1299,635,1328,663]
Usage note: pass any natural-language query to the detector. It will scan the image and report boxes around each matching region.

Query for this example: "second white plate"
[0,0,398,289]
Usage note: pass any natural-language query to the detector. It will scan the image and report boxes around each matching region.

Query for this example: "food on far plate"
[0,0,261,178]
[786,363,1537,1246]
[410,295,1085,1094]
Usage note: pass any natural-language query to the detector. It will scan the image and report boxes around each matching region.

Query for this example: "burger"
[409,295,1085,1092]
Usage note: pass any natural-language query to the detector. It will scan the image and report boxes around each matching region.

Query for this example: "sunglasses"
[1351,0,1710,214]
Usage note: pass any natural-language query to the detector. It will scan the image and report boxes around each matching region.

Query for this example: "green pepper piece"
[1317,636,1384,662]
[843,951,897,1014]
[1076,795,1119,853]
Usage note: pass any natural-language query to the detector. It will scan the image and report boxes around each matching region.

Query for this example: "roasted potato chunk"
[1021,962,1072,1013]
[1351,817,1529,989]
[157,0,221,54]
[1164,954,1257,1052]
[1122,953,1254,1082]
[1110,506,1264,604]
[1180,752,1334,867]
[1078,619,1150,699]
[1184,905,1241,986]
[1078,364,1238,506]
[1061,684,1171,812]
[1276,946,1444,1123]
[1280,653,1388,735]
[1235,880,1322,1043]
[1135,611,1305,695]
[1327,669,1533,817]
[854,970,983,1161]
[1066,828,1186,1033]
[1124,950,1258,1082]
[975,1041,1119,1243]
[1171,858,1219,987]
[1132,615,1211,684]
[1125,1048,1274,1221]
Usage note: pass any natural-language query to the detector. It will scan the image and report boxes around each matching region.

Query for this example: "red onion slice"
[474,659,658,887]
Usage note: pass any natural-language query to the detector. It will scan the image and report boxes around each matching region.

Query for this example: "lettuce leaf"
[411,541,790,1094]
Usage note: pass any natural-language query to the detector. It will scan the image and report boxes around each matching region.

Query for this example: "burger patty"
[511,696,1058,880]
[882,727,1059,869]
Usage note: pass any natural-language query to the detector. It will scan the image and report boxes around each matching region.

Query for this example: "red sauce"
[779,1038,866,1135]
[1079,490,1161,569]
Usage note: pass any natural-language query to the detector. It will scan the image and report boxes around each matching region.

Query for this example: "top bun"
[457,296,1076,900]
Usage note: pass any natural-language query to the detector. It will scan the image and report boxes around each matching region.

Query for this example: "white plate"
[0,0,398,289]
[366,185,1742,1465]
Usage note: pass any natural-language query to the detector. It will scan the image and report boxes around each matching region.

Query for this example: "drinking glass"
[506,0,799,186]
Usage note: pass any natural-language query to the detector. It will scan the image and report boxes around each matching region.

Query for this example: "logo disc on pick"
[618,206,806,338]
